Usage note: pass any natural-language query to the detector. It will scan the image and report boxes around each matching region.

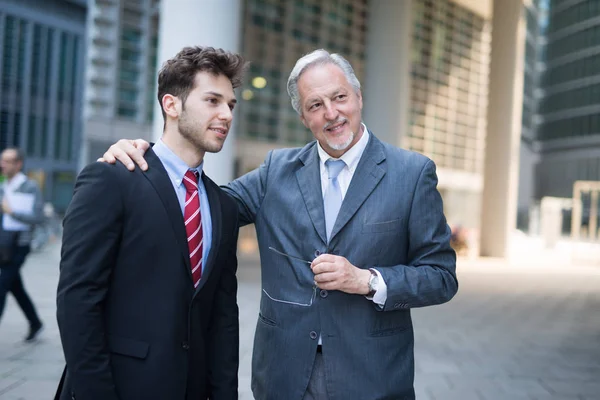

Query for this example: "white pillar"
[362,0,412,148]
[153,0,242,185]
[480,0,527,257]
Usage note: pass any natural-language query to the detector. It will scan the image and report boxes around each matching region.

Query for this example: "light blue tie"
[324,159,346,241]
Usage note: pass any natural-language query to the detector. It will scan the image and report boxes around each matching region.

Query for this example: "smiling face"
[174,71,237,154]
[297,63,364,158]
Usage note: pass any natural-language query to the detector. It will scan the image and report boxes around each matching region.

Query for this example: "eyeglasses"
[268,246,312,265]
[266,246,316,307]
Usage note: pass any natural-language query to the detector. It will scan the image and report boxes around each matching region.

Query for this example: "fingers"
[126,148,148,171]
[101,139,148,171]
[314,271,337,285]
[105,144,134,170]
[311,253,338,270]
[133,139,151,152]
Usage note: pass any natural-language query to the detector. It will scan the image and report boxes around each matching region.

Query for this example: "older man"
[102,49,458,400]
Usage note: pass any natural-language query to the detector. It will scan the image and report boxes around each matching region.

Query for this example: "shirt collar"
[317,123,370,173]
[153,139,204,188]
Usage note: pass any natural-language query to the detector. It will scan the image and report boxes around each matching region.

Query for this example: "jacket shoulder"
[268,142,315,164]
[381,141,433,169]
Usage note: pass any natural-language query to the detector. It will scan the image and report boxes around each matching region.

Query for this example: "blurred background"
[0,0,599,399]
[0,0,599,260]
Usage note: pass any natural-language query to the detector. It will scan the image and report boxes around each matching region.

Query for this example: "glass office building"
[407,0,490,228]
[234,0,490,229]
[0,0,86,212]
[536,0,600,199]
[82,0,159,164]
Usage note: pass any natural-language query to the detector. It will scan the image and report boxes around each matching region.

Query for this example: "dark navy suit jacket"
[56,149,239,400]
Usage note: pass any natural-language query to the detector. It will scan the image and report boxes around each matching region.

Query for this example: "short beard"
[178,111,223,154]
[327,130,354,151]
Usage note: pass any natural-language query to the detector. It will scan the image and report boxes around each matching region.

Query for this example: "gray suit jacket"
[224,133,458,400]
[0,176,45,247]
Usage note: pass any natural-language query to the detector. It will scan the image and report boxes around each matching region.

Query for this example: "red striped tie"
[183,170,203,288]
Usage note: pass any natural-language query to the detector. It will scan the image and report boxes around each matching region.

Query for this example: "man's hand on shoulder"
[97,139,150,171]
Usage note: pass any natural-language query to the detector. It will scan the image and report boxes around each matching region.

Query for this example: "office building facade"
[0,0,86,211]
[82,0,159,165]
[80,0,532,256]
[80,0,493,233]
[536,0,600,200]
[235,0,492,231]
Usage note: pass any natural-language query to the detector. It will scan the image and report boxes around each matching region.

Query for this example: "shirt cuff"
[368,268,387,306]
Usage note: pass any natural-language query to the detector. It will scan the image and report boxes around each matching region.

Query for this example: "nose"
[323,102,338,121]
[219,104,233,122]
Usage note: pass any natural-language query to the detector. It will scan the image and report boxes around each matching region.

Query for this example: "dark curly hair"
[157,46,247,121]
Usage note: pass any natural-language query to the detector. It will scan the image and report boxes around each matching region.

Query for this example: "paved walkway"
[1,240,599,399]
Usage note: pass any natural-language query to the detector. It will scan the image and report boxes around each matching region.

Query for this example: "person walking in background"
[0,147,44,342]
[56,46,245,400]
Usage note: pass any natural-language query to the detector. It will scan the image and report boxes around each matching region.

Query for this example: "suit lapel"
[296,143,327,244]
[194,173,222,295]
[143,149,193,281]
[330,133,387,241]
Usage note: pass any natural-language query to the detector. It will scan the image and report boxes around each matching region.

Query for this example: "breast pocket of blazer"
[362,218,403,234]
[108,335,150,359]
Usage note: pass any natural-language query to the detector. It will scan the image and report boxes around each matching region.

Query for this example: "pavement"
[1,238,599,399]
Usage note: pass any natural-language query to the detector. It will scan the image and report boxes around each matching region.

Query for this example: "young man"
[103,49,458,400]
[56,46,246,400]
[0,148,44,342]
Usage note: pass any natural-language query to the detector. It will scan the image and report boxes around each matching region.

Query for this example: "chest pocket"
[362,218,402,233]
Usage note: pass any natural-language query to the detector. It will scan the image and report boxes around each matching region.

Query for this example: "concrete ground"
[1,240,599,399]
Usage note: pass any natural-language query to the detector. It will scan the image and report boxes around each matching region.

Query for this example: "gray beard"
[327,131,355,151]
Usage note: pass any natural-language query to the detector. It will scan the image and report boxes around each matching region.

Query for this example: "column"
[153,0,242,185]
[480,0,527,257]
[362,0,412,148]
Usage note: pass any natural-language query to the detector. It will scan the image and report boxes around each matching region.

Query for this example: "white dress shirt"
[316,124,388,306]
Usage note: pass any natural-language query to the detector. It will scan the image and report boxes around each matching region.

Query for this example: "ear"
[357,90,363,110]
[300,113,308,129]
[162,94,181,119]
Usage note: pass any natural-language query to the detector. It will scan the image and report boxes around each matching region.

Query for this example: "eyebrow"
[204,91,237,104]
[305,89,346,107]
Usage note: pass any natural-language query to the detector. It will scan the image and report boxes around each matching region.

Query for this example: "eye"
[309,103,321,111]
[207,98,218,104]
[229,103,235,111]
[335,94,347,101]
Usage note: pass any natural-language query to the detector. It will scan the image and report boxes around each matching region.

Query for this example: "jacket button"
[314,250,322,258]
[319,289,328,298]
[309,331,318,340]
[182,341,190,350]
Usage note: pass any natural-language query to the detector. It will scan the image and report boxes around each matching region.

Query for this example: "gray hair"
[286,49,361,115]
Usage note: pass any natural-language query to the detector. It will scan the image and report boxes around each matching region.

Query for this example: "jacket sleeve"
[221,150,273,226]
[56,162,122,400]
[207,202,240,399]
[376,159,458,311]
